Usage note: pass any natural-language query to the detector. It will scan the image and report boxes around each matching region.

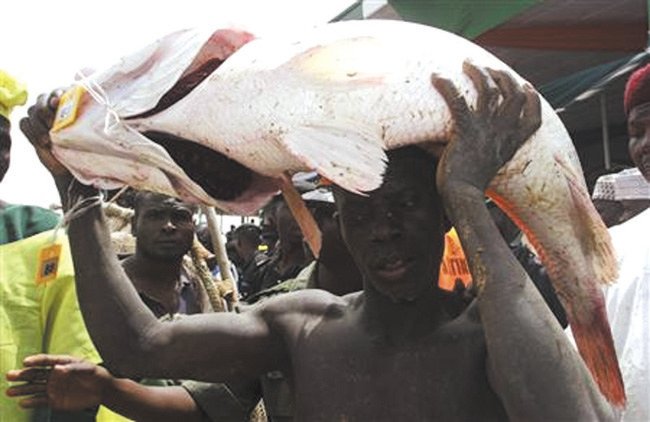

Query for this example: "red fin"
[485,187,626,407]
[571,308,626,408]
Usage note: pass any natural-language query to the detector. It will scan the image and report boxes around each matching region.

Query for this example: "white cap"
[302,187,334,203]
[592,168,650,201]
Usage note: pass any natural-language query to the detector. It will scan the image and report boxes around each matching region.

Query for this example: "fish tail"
[570,310,626,408]
[486,187,625,406]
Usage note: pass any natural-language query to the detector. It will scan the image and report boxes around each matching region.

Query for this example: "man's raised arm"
[20,91,284,383]
[433,63,615,421]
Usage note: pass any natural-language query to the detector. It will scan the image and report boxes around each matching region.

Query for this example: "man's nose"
[161,219,176,232]
[370,211,401,242]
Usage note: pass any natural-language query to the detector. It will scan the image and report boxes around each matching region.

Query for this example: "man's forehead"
[629,102,650,120]
[334,180,426,206]
[139,194,193,211]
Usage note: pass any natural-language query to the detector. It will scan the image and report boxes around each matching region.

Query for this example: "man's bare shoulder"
[251,289,360,319]
[240,289,361,340]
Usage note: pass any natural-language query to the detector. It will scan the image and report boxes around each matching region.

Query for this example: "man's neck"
[122,252,184,294]
[359,284,450,346]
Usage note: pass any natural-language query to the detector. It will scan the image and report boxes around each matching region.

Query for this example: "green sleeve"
[0,205,60,245]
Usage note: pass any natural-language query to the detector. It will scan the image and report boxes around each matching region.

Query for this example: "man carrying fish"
[17,64,615,420]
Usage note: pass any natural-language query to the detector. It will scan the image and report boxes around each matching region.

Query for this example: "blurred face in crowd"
[304,200,338,261]
[260,199,280,250]
[276,201,303,246]
[132,192,195,260]
[628,103,650,181]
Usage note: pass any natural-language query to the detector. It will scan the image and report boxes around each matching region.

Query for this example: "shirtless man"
[18,63,614,421]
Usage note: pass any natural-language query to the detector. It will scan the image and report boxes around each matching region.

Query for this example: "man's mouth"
[374,256,414,280]
[156,239,179,246]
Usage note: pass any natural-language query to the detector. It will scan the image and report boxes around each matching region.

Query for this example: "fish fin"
[555,154,618,285]
[284,37,391,89]
[571,308,626,408]
[280,123,386,194]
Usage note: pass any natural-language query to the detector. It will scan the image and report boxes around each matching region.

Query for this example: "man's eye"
[173,211,193,222]
[146,210,164,220]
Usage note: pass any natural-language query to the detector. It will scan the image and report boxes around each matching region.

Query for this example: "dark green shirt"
[0,204,60,245]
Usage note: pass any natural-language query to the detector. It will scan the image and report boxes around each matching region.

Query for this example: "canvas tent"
[334,0,650,189]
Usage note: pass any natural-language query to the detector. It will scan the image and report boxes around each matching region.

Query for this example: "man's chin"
[388,293,420,304]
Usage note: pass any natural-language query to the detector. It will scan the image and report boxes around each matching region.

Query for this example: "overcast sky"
[0,0,354,209]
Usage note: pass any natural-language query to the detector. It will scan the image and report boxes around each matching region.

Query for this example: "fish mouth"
[126,57,264,204]
[143,130,253,201]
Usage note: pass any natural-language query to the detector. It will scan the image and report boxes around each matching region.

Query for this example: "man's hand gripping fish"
[50,19,624,407]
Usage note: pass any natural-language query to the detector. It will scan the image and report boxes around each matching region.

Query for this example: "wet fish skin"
[132,20,625,406]
[51,20,623,405]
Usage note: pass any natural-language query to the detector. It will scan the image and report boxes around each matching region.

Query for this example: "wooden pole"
[600,93,611,170]
[201,205,239,306]
[280,172,322,258]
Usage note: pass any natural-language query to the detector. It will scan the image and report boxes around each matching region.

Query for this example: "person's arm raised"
[19,91,284,383]
[433,62,615,421]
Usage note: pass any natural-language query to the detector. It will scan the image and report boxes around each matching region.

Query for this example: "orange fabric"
[438,228,472,291]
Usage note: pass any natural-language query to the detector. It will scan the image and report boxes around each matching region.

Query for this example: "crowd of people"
[0,56,649,422]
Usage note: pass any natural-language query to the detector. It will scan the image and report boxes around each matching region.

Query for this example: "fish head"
[49,26,282,214]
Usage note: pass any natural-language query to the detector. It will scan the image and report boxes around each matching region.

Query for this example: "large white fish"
[50,20,623,406]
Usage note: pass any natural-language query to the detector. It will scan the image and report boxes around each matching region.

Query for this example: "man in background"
[0,70,58,242]
[598,62,650,421]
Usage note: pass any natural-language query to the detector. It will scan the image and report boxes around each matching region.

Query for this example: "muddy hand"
[433,61,541,192]
[19,89,70,178]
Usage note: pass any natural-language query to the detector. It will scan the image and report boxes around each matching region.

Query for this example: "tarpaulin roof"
[336,0,649,179]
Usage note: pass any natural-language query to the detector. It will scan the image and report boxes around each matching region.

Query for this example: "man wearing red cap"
[625,64,650,178]
[599,63,650,421]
